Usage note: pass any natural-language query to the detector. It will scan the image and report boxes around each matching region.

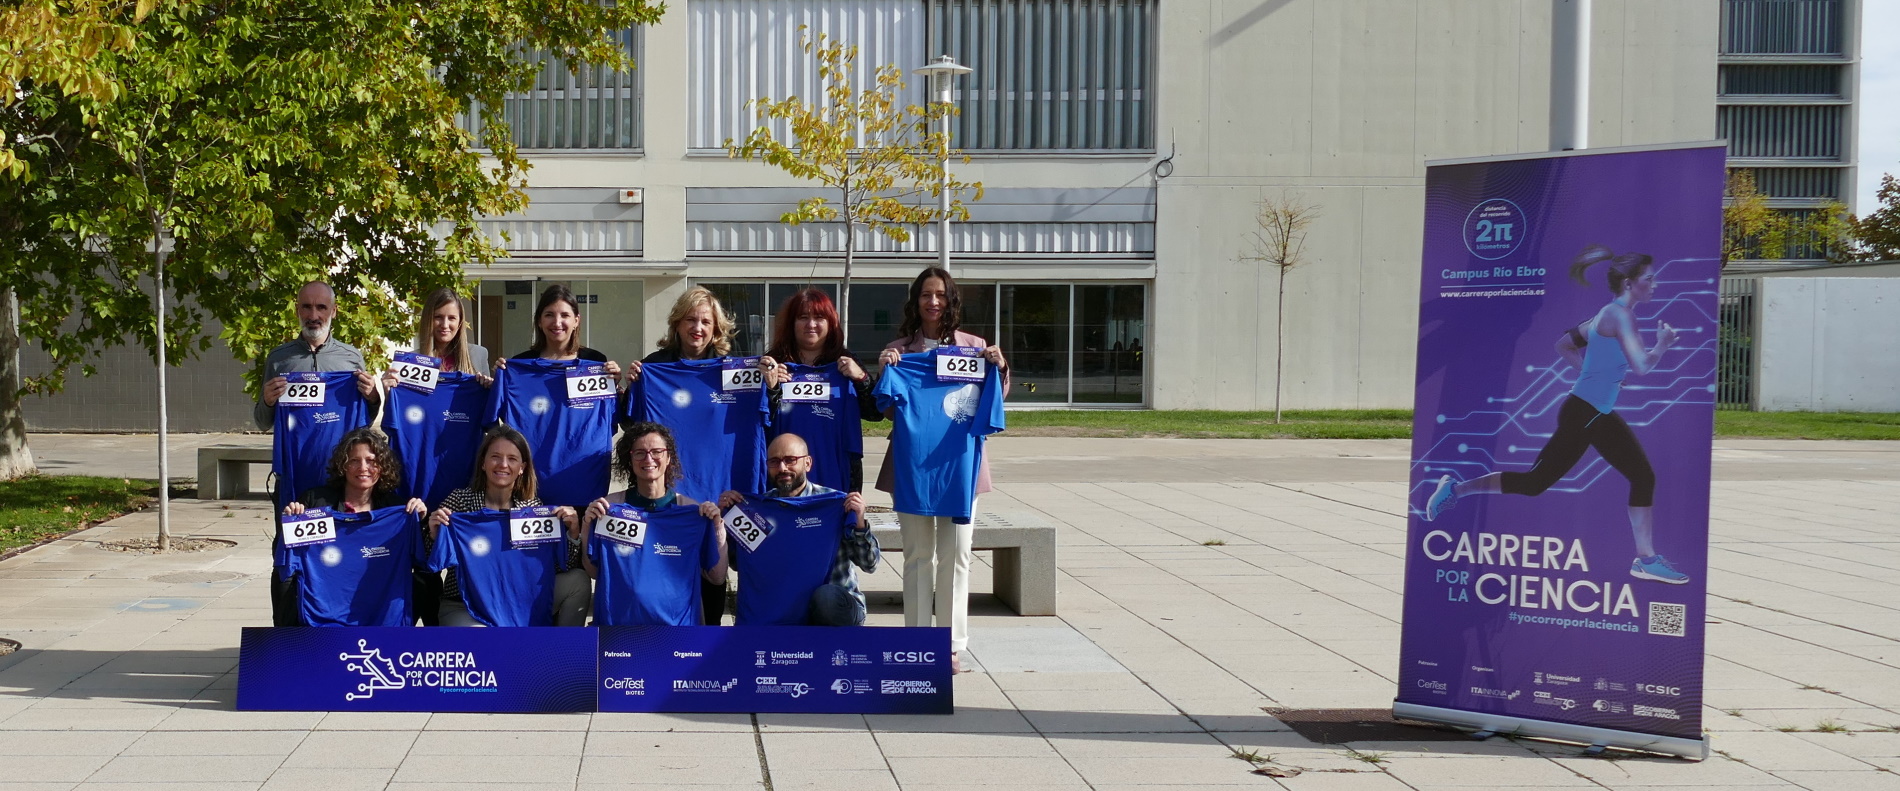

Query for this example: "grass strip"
[0,475,157,557]
[863,410,1900,440]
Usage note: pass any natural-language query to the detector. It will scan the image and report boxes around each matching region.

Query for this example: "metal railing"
[1717,276,1759,410]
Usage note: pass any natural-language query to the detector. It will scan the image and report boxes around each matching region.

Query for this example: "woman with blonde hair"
[625,286,737,382]
[381,287,492,390]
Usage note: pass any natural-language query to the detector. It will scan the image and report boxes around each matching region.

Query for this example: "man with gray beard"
[253,280,383,625]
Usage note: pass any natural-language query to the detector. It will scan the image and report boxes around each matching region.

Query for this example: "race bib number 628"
[392,351,442,394]
[282,509,336,548]
[279,373,327,407]
[723,504,768,553]
[935,346,987,383]
[722,357,765,392]
[594,504,648,547]
[510,506,563,546]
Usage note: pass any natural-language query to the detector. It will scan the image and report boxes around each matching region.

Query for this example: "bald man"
[718,433,877,626]
[252,280,380,430]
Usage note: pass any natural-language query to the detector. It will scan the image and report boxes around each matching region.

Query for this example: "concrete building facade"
[27,0,1762,430]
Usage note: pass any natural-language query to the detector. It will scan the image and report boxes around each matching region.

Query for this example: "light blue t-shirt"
[873,351,1006,520]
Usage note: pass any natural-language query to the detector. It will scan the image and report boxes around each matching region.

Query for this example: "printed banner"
[598,626,953,714]
[235,626,597,712]
[1396,144,1722,753]
[235,626,953,714]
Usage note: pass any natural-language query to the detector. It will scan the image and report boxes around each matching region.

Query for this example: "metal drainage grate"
[148,571,247,584]
[1264,707,1472,744]
[0,638,19,658]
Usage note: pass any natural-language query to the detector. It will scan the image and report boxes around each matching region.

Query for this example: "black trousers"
[702,577,728,626]
[1502,394,1656,507]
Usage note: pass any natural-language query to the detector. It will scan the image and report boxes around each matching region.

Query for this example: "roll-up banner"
[1395,143,1723,760]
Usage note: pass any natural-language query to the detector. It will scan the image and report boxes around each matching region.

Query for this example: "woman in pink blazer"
[877,267,1008,672]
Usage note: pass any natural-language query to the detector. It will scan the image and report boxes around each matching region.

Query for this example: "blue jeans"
[810,583,866,626]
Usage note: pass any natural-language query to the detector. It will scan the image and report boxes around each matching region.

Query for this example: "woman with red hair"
[760,288,883,492]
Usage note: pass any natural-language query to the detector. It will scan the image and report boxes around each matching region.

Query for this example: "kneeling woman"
[580,423,727,626]
[280,427,431,625]
[426,425,587,626]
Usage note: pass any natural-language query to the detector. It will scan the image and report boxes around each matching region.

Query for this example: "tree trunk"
[1274,267,1286,424]
[0,288,37,480]
[840,187,855,347]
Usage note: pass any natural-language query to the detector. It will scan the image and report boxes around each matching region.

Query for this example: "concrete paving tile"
[121,729,306,756]
[582,730,758,757]
[753,712,868,732]
[421,712,592,731]
[764,769,900,791]
[1263,772,1418,791]
[1067,755,1279,786]
[87,755,282,783]
[1710,730,1880,771]
[760,731,888,771]
[886,756,1089,786]
[1549,754,1786,786]
[313,711,433,730]
[388,784,579,791]
[153,706,324,731]
[1378,754,1597,787]
[408,729,585,755]
[1767,770,1900,790]
[1021,708,1203,733]
[0,755,114,783]
[0,707,176,731]
[576,755,763,784]
[0,730,143,755]
[0,783,81,791]
[586,712,755,732]
[391,754,582,784]
[257,767,397,791]
[1046,732,1235,758]
[68,784,262,791]
[280,730,420,768]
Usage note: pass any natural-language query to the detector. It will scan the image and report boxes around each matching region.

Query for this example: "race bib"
[509,505,563,546]
[279,372,327,408]
[593,503,648,548]
[780,376,830,403]
[723,503,770,553]
[282,508,337,548]
[566,363,615,405]
[391,351,442,394]
[935,346,987,383]
[721,357,765,392]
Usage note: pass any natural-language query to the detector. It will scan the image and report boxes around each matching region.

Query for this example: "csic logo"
[883,651,937,665]
[1636,684,1681,697]
[340,638,407,702]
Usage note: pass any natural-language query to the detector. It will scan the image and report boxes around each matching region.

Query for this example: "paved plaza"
[3,434,1899,790]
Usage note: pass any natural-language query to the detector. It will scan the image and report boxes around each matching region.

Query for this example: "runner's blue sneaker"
[1425,475,1458,522]
[1630,554,1690,584]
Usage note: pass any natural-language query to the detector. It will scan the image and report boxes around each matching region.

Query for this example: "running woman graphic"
[1424,244,1688,585]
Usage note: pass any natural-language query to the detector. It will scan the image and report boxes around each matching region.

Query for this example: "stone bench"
[196,445,273,501]
[863,511,1057,616]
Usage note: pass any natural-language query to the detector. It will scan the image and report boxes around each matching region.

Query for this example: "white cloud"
[1859,0,1899,213]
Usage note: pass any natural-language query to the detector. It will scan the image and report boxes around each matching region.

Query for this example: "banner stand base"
[1392,702,1708,761]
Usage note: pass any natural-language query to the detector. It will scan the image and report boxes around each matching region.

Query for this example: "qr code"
[1648,602,1687,637]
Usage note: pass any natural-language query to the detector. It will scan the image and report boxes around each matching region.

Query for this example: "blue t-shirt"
[271,371,370,506]
[770,363,862,492]
[428,510,566,627]
[283,506,424,627]
[383,372,488,506]
[625,359,769,502]
[728,491,847,626]
[485,359,613,510]
[873,352,1006,520]
[587,503,721,626]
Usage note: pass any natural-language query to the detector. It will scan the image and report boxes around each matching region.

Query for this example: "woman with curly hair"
[280,427,434,623]
[579,422,727,626]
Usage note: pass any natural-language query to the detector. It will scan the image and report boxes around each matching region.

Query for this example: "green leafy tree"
[1722,169,1850,266]
[725,31,982,336]
[1242,192,1321,424]
[1845,173,1900,261]
[0,0,661,495]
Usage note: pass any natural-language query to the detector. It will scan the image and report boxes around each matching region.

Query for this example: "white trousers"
[897,509,974,652]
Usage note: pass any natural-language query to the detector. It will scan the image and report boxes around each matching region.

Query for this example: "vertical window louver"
[1720,0,1842,55]
[1718,105,1843,160]
[464,29,645,150]
[928,0,1156,151]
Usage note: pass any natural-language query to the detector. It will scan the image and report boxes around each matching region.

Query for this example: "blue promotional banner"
[236,626,953,714]
[236,626,597,712]
[1395,143,1721,760]
[598,626,952,714]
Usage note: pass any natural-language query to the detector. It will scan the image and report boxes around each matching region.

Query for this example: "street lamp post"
[913,55,972,273]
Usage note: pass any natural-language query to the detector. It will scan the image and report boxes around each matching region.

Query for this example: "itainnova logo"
[340,638,406,701]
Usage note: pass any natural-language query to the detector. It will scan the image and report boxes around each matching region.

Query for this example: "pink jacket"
[874,331,1008,498]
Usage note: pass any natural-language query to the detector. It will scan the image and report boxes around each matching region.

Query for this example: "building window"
[1717,104,1843,161]
[698,279,1146,405]
[688,0,926,151]
[927,0,1157,151]
[463,30,645,150]
[1720,0,1842,55]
